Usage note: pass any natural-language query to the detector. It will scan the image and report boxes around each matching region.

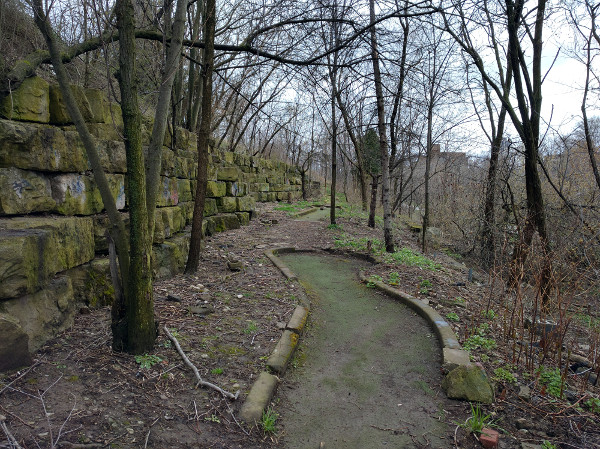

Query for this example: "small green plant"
[261,407,278,434]
[446,312,460,322]
[493,367,517,384]
[442,248,463,260]
[384,247,441,270]
[205,414,220,423]
[584,397,600,413]
[366,274,383,288]
[454,296,466,305]
[536,366,564,399]
[419,278,433,295]
[541,441,557,449]
[482,309,497,320]
[135,354,163,369]
[477,323,490,335]
[211,368,224,375]
[388,272,401,286]
[463,334,497,352]
[327,223,343,230]
[244,321,258,334]
[459,403,500,435]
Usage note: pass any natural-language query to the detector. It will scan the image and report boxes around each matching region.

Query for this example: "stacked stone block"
[0,77,301,370]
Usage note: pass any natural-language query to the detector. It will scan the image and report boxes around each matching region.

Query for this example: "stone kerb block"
[0,77,50,123]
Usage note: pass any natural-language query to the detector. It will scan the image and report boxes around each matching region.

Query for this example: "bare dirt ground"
[1,201,599,448]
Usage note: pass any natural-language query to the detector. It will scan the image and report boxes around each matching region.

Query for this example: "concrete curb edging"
[239,371,279,423]
[265,248,298,280]
[358,272,469,371]
[360,272,494,402]
[292,206,320,218]
[239,248,310,424]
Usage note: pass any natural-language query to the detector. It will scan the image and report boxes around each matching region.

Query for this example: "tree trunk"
[368,175,378,228]
[145,0,187,234]
[116,0,155,353]
[186,0,216,273]
[422,103,433,254]
[369,0,394,252]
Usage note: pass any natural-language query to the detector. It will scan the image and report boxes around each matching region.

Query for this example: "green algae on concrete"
[294,206,331,221]
[278,253,451,449]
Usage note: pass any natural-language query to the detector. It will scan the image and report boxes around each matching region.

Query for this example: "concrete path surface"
[277,253,454,449]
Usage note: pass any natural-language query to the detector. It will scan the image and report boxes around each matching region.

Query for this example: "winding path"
[276,250,454,448]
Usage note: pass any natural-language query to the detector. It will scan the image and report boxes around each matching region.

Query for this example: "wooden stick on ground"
[163,326,239,400]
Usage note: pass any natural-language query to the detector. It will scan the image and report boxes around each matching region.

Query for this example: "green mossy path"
[277,253,452,449]
[295,206,331,221]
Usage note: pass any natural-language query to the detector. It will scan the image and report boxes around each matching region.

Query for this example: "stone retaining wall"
[0,77,301,369]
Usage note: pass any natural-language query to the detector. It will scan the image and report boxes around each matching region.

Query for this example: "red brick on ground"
[480,427,499,448]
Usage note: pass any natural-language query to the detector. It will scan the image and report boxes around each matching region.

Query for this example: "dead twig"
[0,362,41,396]
[0,414,23,449]
[143,416,160,449]
[163,326,239,400]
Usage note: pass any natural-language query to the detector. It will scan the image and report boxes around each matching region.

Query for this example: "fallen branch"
[163,326,239,400]
[0,414,23,449]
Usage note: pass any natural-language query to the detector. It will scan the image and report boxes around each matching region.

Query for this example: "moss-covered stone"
[236,195,255,212]
[0,313,32,372]
[92,212,129,253]
[99,140,127,173]
[68,258,114,308]
[49,84,97,125]
[1,275,75,351]
[177,179,192,202]
[50,173,125,215]
[0,76,50,123]
[83,88,108,123]
[103,102,124,128]
[234,153,250,166]
[0,167,55,214]
[0,216,95,299]
[217,166,240,182]
[0,120,87,172]
[204,198,218,217]
[206,180,226,197]
[222,151,235,164]
[222,213,241,231]
[152,233,190,279]
[87,123,123,142]
[217,197,237,213]
[157,177,180,206]
[236,212,250,226]
[153,206,186,243]
[442,364,494,403]
[226,181,247,197]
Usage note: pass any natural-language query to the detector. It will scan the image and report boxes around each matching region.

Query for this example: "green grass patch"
[383,248,441,270]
